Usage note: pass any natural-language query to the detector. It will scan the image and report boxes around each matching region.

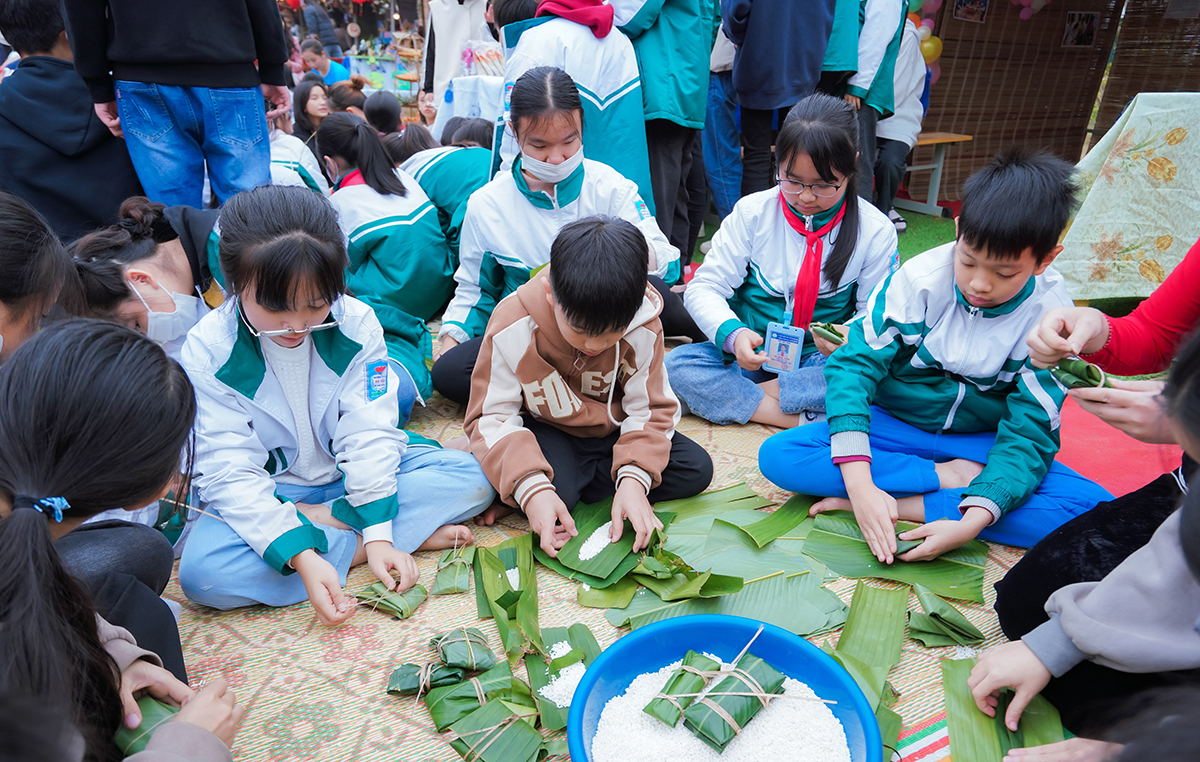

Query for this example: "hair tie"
[12,495,69,522]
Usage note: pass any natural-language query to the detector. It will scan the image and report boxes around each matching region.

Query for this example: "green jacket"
[615,0,717,128]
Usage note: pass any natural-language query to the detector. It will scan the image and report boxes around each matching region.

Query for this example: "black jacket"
[61,0,290,103]
[0,56,143,242]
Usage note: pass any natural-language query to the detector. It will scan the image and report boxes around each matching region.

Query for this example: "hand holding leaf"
[897,508,991,562]
[120,660,194,728]
[968,641,1052,732]
[525,490,576,557]
[843,469,898,564]
[293,550,355,625]
[365,541,420,592]
[611,478,663,552]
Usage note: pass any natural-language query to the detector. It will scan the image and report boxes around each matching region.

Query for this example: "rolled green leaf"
[448,700,544,762]
[424,661,516,732]
[643,650,722,727]
[942,658,1064,761]
[909,584,985,646]
[1051,358,1111,389]
[355,582,427,619]
[526,623,602,731]
[477,535,543,662]
[114,696,179,755]
[387,663,466,696]
[682,652,786,751]
[432,545,476,595]
[810,322,846,345]
[431,627,497,672]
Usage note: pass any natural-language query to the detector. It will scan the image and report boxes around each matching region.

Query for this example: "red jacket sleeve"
[1084,238,1200,376]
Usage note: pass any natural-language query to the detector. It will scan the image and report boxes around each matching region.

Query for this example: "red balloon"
[285,0,300,8]
[1019,6,1034,18]
[929,62,942,85]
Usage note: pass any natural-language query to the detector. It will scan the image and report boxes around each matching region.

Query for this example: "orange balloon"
[920,35,943,63]
[907,12,921,25]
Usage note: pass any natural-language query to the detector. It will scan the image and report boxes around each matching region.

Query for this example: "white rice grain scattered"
[591,660,851,762]
[505,567,521,589]
[950,645,979,660]
[578,521,613,561]
[581,583,592,592]
[548,640,574,660]
[539,662,588,709]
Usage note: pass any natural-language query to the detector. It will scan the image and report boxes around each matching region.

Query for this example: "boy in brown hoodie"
[465,216,714,557]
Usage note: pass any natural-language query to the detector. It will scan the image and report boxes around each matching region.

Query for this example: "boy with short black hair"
[465,215,713,557]
[759,147,1113,562]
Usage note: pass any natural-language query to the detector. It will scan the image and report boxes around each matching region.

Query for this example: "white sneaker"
[801,410,827,424]
[888,209,907,234]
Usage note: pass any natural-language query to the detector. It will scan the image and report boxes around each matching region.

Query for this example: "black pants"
[91,572,188,683]
[740,106,791,197]
[684,137,708,270]
[855,104,879,203]
[873,138,911,216]
[522,415,713,508]
[57,519,175,595]
[646,119,699,253]
[994,459,1200,734]
[430,276,705,405]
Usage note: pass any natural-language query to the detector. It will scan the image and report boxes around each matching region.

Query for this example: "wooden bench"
[892,132,973,218]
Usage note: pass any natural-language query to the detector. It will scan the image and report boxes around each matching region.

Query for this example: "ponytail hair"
[317,112,408,197]
[326,74,369,113]
[364,90,402,134]
[777,94,861,285]
[508,66,583,140]
[0,192,71,331]
[0,319,196,762]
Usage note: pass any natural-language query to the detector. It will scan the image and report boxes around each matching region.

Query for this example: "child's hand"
[812,323,848,357]
[365,541,420,592]
[1070,379,1175,444]
[172,678,244,747]
[292,550,355,626]
[845,480,898,563]
[120,660,194,729]
[896,507,992,561]
[733,330,767,371]
[968,641,1052,732]
[1026,306,1109,367]
[610,478,664,552]
[525,490,577,557]
[435,335,459,360]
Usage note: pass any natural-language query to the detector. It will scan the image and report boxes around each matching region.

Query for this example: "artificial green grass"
[897,211,956,264]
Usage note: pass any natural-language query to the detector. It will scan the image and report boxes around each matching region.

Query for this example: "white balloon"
[1031,0,1046,8]
[917,25,932,39]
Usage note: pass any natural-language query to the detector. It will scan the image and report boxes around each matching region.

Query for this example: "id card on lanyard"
[762,321,804,373]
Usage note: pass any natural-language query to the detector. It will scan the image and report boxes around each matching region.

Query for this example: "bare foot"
[935,458,986,490]
[809,496,851,516]
[417,524,475,551]
[443,435,471,452]
[1003,738,1121,762]
[475,502,515,526]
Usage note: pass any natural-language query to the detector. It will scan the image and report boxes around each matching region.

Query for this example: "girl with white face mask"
[431,66,701,406]
[69,197,222,361]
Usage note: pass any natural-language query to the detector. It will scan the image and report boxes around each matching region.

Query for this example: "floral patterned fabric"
[1057,93,1200,300]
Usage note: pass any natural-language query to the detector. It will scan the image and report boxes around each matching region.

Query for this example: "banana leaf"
[708,517,829,580]
[532,510,675,589]
[631,568,744,601]
[682,652,786,751]
[1051,358,1112,389]
[498,699,539,728]
[448,700,544,762]
[114,696,178,755]
[526,624,602,731]
[836,582,908,670]
[424,661,516,731]
[473,543,491,618]
[387,663,466,697]
[355,582,428,619]
[732,494,815,548]
[810,322,846,345]
[643,650,722,727]
[663,509,780,564]
[654,483,774,522]
[432,545,476,595]
[607,570,848,637]
[542,739,569,757]
[577,576,638,609]
[909,584,985,647]
[877,705,903,758]
[550,498,636,578]
[477,535,543,662]
[431,627,498,671]
[802,511,987,602]
[941,659,1064,762]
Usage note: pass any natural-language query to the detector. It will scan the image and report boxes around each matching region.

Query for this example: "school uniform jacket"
[439,157,680,344]
[824,243,1074,522]
[496,15,654,212]
[270,131,331,196]
[182,296,408,574]
[875,19,926,149]
[846,0,907,118]
[464,270,680,509]
[684,188,899,358]
[400,145,492,260]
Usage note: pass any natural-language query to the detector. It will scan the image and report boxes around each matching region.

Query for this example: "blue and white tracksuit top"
[182,295,408,574]
[438,157,680,344]
[825,242,1075,523]
[684,188,899,358]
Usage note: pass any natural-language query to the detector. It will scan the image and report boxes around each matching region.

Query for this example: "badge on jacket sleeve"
[635,199,651,220]
[366,360,389,401]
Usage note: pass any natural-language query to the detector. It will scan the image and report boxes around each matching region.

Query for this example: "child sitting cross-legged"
[759,148,1114,562]
[464,215,714,557]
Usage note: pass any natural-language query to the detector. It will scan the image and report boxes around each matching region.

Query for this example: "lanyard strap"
[779,193,846,329]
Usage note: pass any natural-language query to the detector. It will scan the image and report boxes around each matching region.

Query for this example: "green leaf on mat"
[473,544,491,618]
[732,494,815,548]
[822,646,888,710]
[909,584,986,646]
[941,658,1064,762]
[631,569,744,601]
[877,705,903,758]
[432,545,476,595]
[114,696,178,755]
[654,483,774,522]
[577,575,638,608]
[448,700,544,762]
[355,582,428,619]
[535,545,642,589]
[424,661,516,732]
[705,517,829,580]
[551,498,636,578]
[477,535,543,662]
[835,581,908,670]
[662,509,777,564]
[803,511,987,602]
[526,624,602,731]
[908,614,966,648]
[387,663,466,697]
[542,739,570,758]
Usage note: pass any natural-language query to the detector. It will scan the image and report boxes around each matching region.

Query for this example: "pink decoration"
[921,0,942,13]
[1019,6,1034,18]
[921,17,936,28]
[929,62,942,85]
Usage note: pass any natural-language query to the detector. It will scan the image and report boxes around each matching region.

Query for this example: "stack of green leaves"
[1050,358,1112,389]
[810,322,846,346]
[629,546,743,601]
[802,510,988,602]
[388,664,466,697]
[526,623,603,731]
[643,650,722,726]
[114,696,179,755]
[431,627,497,671]
[681,652,786,751]
[908,584,986,647]
[447,700,544,762]
[432,545,476,595]
[424,661,517,732]
[474,535,543,662]
[942,659,1064,761]
[355,582,428,619]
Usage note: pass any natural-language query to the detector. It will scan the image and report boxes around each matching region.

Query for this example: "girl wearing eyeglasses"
[665,93,899,428]
[176,185,494,626]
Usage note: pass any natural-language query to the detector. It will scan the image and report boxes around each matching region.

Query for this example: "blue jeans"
[758,407,1115,548]
[115,81,271,208]
[177,445,494,609]
[665,341,828,425]
[702,71,742,221]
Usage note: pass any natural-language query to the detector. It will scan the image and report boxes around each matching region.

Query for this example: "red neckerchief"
[333,168,367,191]
[779,192,846,329]
[536,0,614,38]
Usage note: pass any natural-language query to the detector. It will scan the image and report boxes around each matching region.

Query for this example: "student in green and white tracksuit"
[270,121,331,196]
[399,144,492,263]
[844,0,907,198]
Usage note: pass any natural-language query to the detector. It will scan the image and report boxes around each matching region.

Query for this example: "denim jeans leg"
[200,87,271,204]
[388,445,496,553]
[777,351,829,414]
[702,71,742,221]
[664,342,765,425]
[115,81,206,208]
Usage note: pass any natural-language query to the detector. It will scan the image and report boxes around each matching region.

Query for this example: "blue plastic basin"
[567,614,881,762]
